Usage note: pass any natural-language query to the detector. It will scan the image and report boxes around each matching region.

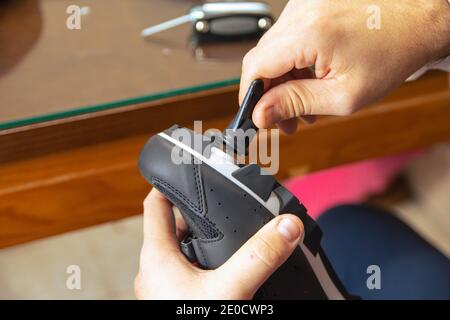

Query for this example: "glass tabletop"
[0,0,286,130]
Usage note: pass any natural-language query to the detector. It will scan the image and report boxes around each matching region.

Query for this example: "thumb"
[252,78,352,128]
[216,214,304,298]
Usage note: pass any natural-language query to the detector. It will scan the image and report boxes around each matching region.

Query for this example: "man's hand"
[240,0,450,133]
[135,189,304,300]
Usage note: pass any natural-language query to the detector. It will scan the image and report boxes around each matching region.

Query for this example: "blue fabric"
[317,204,450,300]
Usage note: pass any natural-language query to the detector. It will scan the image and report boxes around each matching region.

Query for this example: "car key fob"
[189,2,274,43]
[141,2,274,43]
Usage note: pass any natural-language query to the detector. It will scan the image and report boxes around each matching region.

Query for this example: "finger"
[237,20,289,103]
[239,42,290,104]
[239,35,315,104]
[276,118,298,134]
[300,115,316,124]
[216,214,304,297]
[142,188,180,253]
[173,206,189,242]
[252,78,348,128]
[251,68,315,131]
[134,272,144,300]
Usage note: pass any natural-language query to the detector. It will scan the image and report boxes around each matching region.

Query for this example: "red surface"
[284,152,422,219]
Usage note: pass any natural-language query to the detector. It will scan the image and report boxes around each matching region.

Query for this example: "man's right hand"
[240,0,450,133]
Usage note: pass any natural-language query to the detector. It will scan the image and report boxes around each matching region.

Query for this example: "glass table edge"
[0,77,240,131]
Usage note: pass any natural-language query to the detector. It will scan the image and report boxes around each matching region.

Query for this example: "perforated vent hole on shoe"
[218,202,221,206]
[233,229,237,233]
[225,216,229,219]
[243,193,247,197]
[210,188,214,192]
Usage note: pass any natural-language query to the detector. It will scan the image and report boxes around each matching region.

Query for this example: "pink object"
[284,152,421,219]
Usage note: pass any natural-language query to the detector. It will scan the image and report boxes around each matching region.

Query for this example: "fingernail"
[277,218,301,242]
